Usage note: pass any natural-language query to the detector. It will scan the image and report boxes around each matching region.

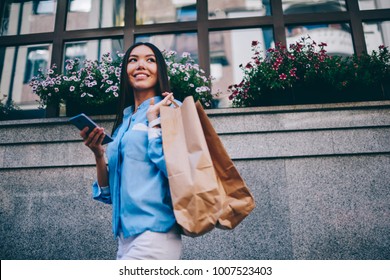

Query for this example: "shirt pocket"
[121,123,149,162]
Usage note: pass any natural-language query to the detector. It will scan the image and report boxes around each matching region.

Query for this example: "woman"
[80,42,182,260]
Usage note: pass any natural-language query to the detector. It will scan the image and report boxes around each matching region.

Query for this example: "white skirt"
[116,226,182,260]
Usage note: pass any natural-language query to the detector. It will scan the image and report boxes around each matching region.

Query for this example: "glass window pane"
[63,38,123,70]
[286,23,353,55]
[210,28,273,108]
[363,21,390,53]
[0,44,52,110]
[136,33,198,62]
[282,0,346,14]
[1,0,57,36]
[136,0,196,25]
[358,0,390,10]
[66,0,124,30]
[208,0,268,19]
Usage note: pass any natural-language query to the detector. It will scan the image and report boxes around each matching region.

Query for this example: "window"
[210,27,273,108]
[286,23,353,56]
[358,0,390,10]
[1,0,57,35]
[33,0,56,15]
[24,47,50,84]
[63,38,124,68]
[136,33,198,62]
[66,0,124,30]
[208,0,267,19]
[282,0,347,14]
[0,44,52,110]
[136,0,196,25]
[363,21,390,52]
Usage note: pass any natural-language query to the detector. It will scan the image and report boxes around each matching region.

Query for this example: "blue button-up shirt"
[92,96,177,238]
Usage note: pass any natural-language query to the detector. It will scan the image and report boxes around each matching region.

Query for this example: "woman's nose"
[136,59,146,69]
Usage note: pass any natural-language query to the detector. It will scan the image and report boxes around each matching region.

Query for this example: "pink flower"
[289,68,297,77]
[279,73,287,80]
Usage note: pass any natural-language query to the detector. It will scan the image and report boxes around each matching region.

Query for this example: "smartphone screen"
[69,113,113,145]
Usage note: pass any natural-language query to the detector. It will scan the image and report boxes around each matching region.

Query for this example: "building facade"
[0,0,390,117]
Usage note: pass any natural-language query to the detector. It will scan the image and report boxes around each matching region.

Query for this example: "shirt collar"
[123,96,163,116]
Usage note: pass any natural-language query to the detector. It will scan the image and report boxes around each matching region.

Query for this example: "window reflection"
[1,0,57,36]
[358,0,390,10]
[136,0,196,25]
[0,44,52,110]
[208,0,268,19]
[69,0,92,12]
[285,23,353,55]
[66,0,124,30]
[282,0,346,14]
[24,47,50,84]
[136,33,198,62]
[210,28,272,108]
[364,21,390,52]
[63,38,123,70]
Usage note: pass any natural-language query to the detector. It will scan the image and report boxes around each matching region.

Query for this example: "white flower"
[81,93,86,97]
[190,83,194,88]
[69,86,75,92]
[184,76,189,81]
[182,52,190,58]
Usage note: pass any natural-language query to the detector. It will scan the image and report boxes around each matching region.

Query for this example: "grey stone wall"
[1,101,389,260]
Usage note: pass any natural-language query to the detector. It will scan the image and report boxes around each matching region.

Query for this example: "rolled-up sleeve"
[92,181,112,204]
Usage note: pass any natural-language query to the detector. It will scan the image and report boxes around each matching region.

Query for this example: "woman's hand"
[147,92,174,126]
[80,127,106,159]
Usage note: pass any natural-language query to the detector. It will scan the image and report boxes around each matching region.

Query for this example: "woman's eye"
[128,58,137,63]
[147,58,156,63]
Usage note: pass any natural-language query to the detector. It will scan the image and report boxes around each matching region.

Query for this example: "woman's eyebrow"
[129,54,155,58]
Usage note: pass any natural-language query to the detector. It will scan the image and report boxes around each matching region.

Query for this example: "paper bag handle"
[171,99,180,108]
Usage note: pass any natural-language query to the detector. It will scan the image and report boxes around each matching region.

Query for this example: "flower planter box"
[65,100,117,117]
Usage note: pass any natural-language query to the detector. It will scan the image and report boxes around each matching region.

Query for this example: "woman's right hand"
[80,127,106,159]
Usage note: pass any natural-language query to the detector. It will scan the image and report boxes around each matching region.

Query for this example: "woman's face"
[127,45,158,93]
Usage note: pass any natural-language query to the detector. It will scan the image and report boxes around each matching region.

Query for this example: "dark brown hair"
[111,42,171,135]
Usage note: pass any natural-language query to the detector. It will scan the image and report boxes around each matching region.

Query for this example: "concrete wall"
[1,101,389,260]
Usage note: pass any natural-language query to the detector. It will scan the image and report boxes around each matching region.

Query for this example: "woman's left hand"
[147,92,174,126]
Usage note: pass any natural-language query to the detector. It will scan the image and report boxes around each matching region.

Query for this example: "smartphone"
[69,113,113,145]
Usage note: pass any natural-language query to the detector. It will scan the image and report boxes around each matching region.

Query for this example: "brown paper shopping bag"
[161,96,255,237]
[161,96,223,237]
[194,101,255,229]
